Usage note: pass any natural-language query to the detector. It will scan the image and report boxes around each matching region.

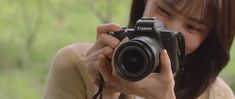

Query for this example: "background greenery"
[0,0,234,99]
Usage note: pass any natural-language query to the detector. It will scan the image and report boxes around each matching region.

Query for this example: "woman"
[44,0,235,99]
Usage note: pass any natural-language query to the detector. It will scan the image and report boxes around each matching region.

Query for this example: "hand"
[86,23,122,98]
[98,46,176,99]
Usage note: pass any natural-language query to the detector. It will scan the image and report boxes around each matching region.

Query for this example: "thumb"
[160,49,172,76]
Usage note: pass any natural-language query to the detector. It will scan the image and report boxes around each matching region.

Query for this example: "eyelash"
[185,24,201,33]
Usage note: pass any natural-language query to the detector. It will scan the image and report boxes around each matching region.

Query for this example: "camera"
[109,17,185,81]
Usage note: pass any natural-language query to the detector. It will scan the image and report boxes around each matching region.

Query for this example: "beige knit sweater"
[44,43,235,99]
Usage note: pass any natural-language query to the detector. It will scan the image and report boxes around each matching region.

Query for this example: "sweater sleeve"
[44,43,95,99]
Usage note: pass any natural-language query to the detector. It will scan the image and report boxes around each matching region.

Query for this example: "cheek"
[184,33,205,55]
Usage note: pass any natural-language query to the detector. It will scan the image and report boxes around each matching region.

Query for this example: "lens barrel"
[114,37,162,81]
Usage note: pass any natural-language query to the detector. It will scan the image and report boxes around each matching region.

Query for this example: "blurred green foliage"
[0,0,234,99]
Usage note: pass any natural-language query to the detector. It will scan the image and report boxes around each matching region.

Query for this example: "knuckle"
[86,62,94,72]
[163,75,173,83]
[108,23,118,27]
[87,47,95,56]
[106,23,114,27]
[99,34,107,40]
[86,55,96,65]
[86,54,93,62]
[165,78,171,83]
[102,46,113,54]
[87,65,99,78]
[112,71,118,78]
[86,50,92,56]
[86,60,98,70]
[104,77,113,84]
[96,24,103,32]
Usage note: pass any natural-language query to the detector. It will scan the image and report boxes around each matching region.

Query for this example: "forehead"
[158,0,213,25]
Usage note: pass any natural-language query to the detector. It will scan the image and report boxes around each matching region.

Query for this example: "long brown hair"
[128,0,235,99]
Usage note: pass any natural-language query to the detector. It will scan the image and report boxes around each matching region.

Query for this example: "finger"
[87,46,114,61]
[100,46,114,61]
[87,34,120,55]
[86,61,100,79]
[160,49,172,76]
[96,23,122,39]
[86,43,95,56]
[88,23,121,56]
[112,37,130,77]
[112,36,129,66]
[98,54,120,86]
[99,34,120,49]
[86,46,114,82]
[112,37,129,58]
[92,78,100,87]
[118,37,129,46]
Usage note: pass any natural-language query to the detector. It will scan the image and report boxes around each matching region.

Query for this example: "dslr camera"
[109,17,185,81]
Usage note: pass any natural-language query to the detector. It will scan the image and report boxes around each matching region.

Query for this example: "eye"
[185,24,201,33]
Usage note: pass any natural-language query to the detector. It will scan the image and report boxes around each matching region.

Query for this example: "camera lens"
[113,36,162,81]
[121,45,148,74]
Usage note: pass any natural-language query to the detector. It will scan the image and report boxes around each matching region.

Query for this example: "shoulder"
[52,42,93,67]
[49,42,94,83]
[44,42,95,99]
[55,42,93,59]
[199,77,235,99]
[210,77,235,98]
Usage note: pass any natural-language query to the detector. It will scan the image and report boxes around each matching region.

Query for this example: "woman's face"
[143,0,209,55]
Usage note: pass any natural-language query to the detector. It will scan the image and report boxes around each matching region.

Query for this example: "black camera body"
[109,18,185,81]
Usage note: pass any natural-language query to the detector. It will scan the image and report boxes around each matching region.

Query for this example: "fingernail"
[118,37,129,45]
[123,37,130,42]
[162,49,167,54]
